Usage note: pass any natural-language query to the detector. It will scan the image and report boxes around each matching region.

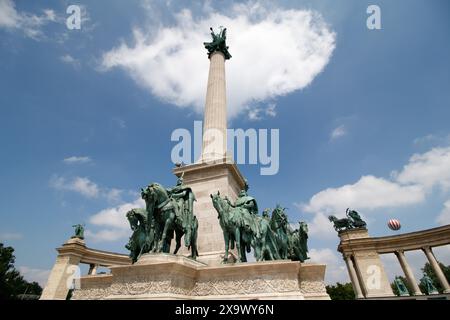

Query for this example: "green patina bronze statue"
[125,175,198,263]
[394,277,410,296]
[71,224,85,240]
[211,181,310,263]
[328,208,367,232]
[420,273,439,295]
[204,26,232,59]
[289,221,310,262]
[211,190,254,263]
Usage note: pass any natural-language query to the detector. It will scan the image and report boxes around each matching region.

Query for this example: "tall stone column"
[201,51,228,162]
[173,29,245,265]
[344,255,364,299]
[422,246,450,293]
[395,250,422,295]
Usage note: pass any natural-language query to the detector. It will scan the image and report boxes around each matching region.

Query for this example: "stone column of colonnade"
[344,255,364,299]
[201,51,228,162]
[394,250,423,295]
[422,246,450,293]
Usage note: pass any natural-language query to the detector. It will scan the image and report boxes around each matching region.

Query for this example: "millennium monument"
[40,27,329,300]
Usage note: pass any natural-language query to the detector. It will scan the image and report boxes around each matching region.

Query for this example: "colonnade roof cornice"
[338,224,450,254]
[57,241,131,266]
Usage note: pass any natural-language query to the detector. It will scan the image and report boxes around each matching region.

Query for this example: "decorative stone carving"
[300,281,327,294]
[71,254,329,300]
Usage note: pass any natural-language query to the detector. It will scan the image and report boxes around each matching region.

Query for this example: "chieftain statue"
[211,181,309,263]
[420,273,439,295]
[394,277,410,296]
[328,208,367,232]
[125,174,198,263]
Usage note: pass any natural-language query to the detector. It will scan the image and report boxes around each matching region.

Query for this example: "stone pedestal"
[40,238,85,300]
[71,253,330,300]
[338,229,394,298]
[173,159,245,265]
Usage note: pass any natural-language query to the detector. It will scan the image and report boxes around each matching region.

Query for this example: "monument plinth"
[71,253,329,300]
[173,160,244,265]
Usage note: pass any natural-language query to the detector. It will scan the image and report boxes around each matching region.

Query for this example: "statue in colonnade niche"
[420,273,439,295]
[394,277,410,296]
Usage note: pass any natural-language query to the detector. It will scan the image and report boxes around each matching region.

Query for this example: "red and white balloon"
[387,219,401,231]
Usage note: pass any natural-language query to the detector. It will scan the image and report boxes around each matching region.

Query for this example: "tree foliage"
[0,243,42,300]
[326,282,355,300]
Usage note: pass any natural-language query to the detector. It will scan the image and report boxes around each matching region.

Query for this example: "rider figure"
[232,180,258,215]
[167,173,196,246]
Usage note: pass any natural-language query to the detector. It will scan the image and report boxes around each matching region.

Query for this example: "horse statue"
[270,205,290,260]
[210,191,253,263]
[288,221,310,262]
[329,208,367,232]
[328,215,352,232]
[125,208,152,263]
[252,209,280,261]
[346,208,367,228]
[142,182,198,259]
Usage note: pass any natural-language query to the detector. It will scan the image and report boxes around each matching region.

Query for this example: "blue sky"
[1,0,450,285]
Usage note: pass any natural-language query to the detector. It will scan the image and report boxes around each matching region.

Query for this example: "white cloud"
[63,156,91,164]
[300,145,450,239]
[246,103,277,121]
[101,3,336,119]
[265,103,277,117]
[85,228,130,243]
[330,125,346,140]
[437,200,450,225]
[105,188,124,203]
[18,266,51,287]
[49,175,127,203]
[309,248,348,284]
[247,107,262,121]
[413,133,450,146]
[0,0,58,39]
[50,175,100,198]
[60,54,81,68]
[0,232,23,241]
[86,198,144,242]
[0,0,20,28]
[302,175,425,216]
[304,212,335,239]
[394,146,450,192]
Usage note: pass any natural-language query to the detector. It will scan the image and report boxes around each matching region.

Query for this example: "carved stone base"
[71,253,330,300]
